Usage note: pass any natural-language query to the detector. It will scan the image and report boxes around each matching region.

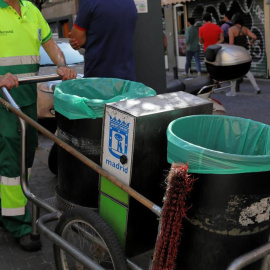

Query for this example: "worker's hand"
[57,66,77,81]
[0,73,18,90]
[69,32,81,50]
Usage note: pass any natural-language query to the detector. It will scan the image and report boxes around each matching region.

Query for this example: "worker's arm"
[42,38,77,81]
[69,26,87,50]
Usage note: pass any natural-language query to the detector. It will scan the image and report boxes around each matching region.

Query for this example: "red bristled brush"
[152,163,195,270]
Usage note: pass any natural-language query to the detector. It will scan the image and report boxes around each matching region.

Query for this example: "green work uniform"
[0,0,52,238]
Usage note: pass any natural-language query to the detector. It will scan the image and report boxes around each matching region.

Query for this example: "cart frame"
[1,75,269,270]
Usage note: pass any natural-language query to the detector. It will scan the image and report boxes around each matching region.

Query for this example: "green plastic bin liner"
[167,115,270,174]
[54,78,156,120]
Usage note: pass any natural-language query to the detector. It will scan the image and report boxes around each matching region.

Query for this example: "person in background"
[0,0,76,252]
[69,0,138,81]
[221,11,233,44]
[182,17,201,77]
[221,10,243,91]
[226,13,260,96]
[199,12,224,51]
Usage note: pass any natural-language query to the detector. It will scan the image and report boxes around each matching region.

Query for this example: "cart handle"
[1,74,61,109]
[18,74,62,84]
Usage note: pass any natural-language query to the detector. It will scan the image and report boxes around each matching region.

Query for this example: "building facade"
[164,0,270,78]
[41,0,78,38]
[41,0,270,78]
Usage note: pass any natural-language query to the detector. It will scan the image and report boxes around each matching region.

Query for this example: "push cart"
[0,75,162,270]
[1,75,270,270]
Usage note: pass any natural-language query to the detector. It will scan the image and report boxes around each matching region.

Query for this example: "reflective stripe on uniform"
[1,176,20,186]
[2,206,25,216]
[0,169,31,216]
[0,55,40,66]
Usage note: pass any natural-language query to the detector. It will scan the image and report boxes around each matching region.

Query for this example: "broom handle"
[18,74,62,84]
[0,81,162,217]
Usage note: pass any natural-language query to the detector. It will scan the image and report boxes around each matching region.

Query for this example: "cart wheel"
[48,142,58,175]
[53,208,128,270]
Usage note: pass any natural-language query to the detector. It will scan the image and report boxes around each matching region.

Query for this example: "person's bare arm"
[42,39,66,67]
[228,28,235,45]
[42,39,77,80]
[69,26,86,50]
[245,27,257,46]
[217,32,224,44]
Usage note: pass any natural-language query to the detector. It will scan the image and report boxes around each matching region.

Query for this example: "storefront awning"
[161,0,195,6]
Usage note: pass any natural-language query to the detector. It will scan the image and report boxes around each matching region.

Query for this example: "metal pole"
[37,212,104,270]
[227,242,270,270]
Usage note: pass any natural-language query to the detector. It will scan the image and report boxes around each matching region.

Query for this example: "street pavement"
[0,134,56,270]
[1,72,270,269]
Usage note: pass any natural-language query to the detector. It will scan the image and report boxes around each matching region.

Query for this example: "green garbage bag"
[54,78,156,120]
[167,115,270,174]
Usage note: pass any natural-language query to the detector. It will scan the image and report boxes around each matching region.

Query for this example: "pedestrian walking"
[226,13,260,96]
[182,17,201,77]
[199,13,224,51]
[221,11,233,44]
[0,0,76,251]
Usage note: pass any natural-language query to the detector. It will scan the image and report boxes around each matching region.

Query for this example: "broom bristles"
[152,163,195,270]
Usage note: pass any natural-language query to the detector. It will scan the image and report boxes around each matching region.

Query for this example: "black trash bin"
[167,115,270,270]
[54,78,156,210]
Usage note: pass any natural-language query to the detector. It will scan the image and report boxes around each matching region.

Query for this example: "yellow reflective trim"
[0,184,27,209]
[0,1,51,56]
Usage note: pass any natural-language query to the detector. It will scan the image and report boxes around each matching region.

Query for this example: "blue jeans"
[185,50,201,74]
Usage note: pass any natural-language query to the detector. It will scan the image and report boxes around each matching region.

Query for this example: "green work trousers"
[0,104,37,238]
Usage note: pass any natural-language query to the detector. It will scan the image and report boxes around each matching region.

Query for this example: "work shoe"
[226,91,236,97]
[17,233,42,251]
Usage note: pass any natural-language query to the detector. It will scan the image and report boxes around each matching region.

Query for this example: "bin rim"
[54,77,157,120]
[167,114,270,161]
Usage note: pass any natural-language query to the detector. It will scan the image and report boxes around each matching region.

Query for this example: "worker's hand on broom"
[0,73,19,90]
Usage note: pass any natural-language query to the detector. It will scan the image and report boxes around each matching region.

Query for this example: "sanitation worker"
[0,0,76,251]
